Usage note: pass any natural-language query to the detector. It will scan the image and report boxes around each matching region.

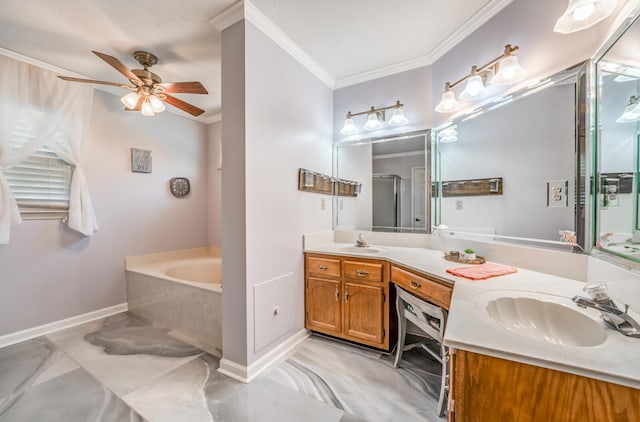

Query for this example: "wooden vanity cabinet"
[448,349,640,422]
[305,253,391,350]
[390,264,452,309]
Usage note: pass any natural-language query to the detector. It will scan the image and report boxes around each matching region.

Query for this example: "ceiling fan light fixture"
[141,98,155,117]
[149,94,166,113]
[121,91,140,109]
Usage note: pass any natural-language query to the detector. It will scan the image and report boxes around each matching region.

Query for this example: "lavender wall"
[0,89,209,335]
[220,20,333,367]
[221,20,249,366]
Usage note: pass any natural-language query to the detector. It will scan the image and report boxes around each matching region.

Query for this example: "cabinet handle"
[318,265,328,270]
[410,280,421,289]
[335,285,339,302]
[356,269,369,277]
[345,286,349,303]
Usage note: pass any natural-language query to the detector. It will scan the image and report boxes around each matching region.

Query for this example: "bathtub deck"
[0,313,444,421]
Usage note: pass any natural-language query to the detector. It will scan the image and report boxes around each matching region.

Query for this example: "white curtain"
[0,54,97,244]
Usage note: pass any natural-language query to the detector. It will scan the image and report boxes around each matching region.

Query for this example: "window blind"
[2,111,73,218]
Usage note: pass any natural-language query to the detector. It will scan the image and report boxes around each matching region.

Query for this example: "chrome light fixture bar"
[340,100,409,135]
[554,0,619,34]
[435,44,527,114]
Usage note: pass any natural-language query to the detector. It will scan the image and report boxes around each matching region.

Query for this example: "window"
[4,146,73,218]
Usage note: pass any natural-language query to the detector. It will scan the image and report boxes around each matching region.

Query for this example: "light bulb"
[459,75,489,100]
[388,107,409,126]
[434,91,462,113]
[141,98,155,117]
[363,112,383,131]
[491,55,528,86]
[573,2,596,20]
[120,92,140,109]
[148,95,166,113]
[340,117,358,135]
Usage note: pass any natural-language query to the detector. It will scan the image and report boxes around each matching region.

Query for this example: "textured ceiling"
[0,0,511,122]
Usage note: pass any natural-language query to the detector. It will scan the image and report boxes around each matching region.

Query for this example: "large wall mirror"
[334,130,431,233]
[434,63,588,250]
[595,13,640,263]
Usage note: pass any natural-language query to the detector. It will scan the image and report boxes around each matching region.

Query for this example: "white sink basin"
[473,290,607,347]
[338,246,387,254]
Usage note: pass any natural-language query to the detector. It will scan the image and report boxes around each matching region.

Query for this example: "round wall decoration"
[169,177,190,197]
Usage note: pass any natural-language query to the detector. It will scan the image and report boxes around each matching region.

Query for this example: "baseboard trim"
[0,303,128,349]
[218,328,310,383]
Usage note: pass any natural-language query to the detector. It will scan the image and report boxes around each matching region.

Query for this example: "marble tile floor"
[0,313,445,421]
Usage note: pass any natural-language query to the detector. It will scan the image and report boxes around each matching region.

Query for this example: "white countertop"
[304,242,640,389]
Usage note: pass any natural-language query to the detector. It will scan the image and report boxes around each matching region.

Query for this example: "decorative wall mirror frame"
[433,61,590,252]
[333,130,432,233]
[593,5,640,268]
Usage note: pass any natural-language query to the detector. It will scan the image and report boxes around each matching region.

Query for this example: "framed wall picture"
[131,148,152,173]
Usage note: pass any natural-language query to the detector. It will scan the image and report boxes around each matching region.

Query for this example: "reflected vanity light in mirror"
[616,96,640,123]
[554,0,619,34]
[439,125,459,143]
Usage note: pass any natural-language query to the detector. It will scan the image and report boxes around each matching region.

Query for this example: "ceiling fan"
[58,50,208,117]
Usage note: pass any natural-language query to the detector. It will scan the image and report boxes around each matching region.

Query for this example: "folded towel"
[446,262,517,280]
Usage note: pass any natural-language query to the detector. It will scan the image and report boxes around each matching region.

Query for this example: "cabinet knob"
[410,280,421,289]
[318,265,328,270]
[356,269,370,277]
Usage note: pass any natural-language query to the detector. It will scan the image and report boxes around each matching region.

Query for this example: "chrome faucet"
[355,233,369,247]
[572,283,640,338]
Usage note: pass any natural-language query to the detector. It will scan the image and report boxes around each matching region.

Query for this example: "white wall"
[0,89,209,335]
[221,20,334,367]
[440,83,575,241]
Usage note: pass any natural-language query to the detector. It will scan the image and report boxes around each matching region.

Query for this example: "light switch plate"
[547,180,568,207]
[455,200,463,210]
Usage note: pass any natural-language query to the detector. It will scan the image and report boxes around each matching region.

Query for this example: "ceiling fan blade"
[164,94,205,117]
[92,51,142,84]
[58,76,132,88]
[155,81,208,94]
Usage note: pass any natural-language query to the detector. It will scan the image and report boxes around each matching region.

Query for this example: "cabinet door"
[343,281,385,345]
[306,277,342,335]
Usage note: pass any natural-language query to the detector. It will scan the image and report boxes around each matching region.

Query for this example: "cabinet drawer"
[307,256,341,278]
[343,260,385,283]
[391,265,452,309]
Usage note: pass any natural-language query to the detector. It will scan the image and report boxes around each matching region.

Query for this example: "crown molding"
[0,46,87,78]
[209,1,245,31]
[334,0,514,89]
[243,1,334,88]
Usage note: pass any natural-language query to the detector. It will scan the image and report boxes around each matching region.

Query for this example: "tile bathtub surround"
[127,270,223,356]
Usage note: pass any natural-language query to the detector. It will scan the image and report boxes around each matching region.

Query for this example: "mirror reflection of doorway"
[411,167,426,230]
[372,175,401,230]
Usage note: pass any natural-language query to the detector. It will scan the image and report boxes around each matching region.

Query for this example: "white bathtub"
[125,253,222,356]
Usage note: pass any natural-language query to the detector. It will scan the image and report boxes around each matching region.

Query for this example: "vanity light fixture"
[616,96,640,123]
[554,0,619,34]
[340,101,409,134]
[434,44,527,114]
